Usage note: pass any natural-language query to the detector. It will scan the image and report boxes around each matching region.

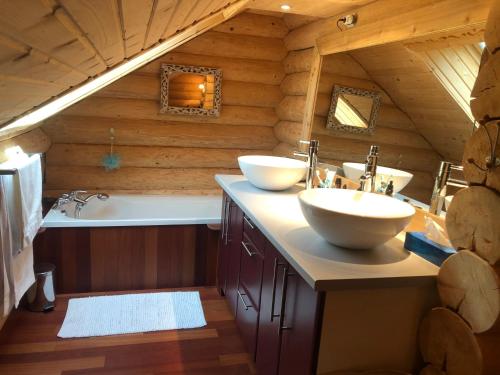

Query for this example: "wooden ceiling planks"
[59,0,125,67]
[119,0,155,58]
[248,0,374,18]
[159,0,198,42]
[351,42,475,162]
[143,0,178,48]
[0,0,241,128]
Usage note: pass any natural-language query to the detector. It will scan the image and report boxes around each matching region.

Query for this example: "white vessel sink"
[298,189,415,249]
[342,162,413,193]
[238,155,306,191]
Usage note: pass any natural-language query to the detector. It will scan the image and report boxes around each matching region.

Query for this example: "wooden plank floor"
[0,287,254,374]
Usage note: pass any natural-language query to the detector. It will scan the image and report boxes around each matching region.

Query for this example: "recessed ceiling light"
[280,4,291,11]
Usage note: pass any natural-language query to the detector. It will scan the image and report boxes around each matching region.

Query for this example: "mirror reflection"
[327,85,380,134]
[168,72,215,109]
[160,64,222,117]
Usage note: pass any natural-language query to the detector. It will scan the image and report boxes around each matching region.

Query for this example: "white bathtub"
[42,194,222,228]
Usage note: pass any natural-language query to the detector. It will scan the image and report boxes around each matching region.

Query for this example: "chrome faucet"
[294,139,319,189]
[54,190,109,218]
[429,161,468,215]
[74,191,110,218]
[358,145,379,193]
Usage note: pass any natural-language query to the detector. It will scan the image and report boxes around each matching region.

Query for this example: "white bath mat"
[57,291,207,338]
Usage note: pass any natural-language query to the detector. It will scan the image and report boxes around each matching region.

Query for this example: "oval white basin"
[238,155,306,191]
[342,162,413,193]
[298,189,415,249]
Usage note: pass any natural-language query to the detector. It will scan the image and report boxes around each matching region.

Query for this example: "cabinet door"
[216,193,230,295]
[239,233,264,310]
[236,282,260,358]
[278,267,322,375]
[256,241,287,375]
[225,200,244,316]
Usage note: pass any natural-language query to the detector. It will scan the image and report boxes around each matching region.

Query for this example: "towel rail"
[0,168,18,175]
[0,153,44,175]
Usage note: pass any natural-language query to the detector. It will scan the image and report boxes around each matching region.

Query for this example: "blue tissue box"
[404,232,456,266]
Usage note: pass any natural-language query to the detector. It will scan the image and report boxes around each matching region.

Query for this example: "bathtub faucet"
[54,190,109,218]
[72,191,110,218]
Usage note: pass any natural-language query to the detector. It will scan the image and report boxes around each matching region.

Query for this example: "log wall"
[0,128,51,163]
[40,13,286,196]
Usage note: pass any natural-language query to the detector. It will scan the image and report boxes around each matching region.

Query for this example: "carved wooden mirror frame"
[160,63,222,117]
[326,85,381,135]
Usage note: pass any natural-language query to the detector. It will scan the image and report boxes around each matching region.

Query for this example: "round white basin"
[298,189,415,249]
[342,162,413,193]
[238,155,307,191]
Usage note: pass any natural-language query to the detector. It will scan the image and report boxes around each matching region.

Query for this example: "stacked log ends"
[484,0,500,54]
[470,52,500,123]
[462,121,500,192]
[419,308,482,375]
[437,250,500,333]
[445,186,500,265]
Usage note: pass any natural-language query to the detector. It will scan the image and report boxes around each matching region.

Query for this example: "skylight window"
[417,43,482,122]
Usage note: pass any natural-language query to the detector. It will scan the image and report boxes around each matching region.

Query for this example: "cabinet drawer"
[243,214,266,251]
[236,284,259,359]
[239,234,264,309]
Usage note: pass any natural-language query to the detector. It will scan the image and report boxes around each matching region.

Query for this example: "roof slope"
[351,42,477,162]
[0,0,238,127]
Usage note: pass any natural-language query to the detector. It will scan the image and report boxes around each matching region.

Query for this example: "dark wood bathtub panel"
[195,225,219,286]
[33,225,219,294]
[90,226,148,291]
[156,226,197,287]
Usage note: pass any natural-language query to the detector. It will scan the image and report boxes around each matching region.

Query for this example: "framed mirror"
[326,85,381,134]
[160,64,222,117]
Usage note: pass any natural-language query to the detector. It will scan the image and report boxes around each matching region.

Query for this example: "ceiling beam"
[316,0,492,56]
[0,0,250,141]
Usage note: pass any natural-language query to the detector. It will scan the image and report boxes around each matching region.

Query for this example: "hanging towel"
[0,178,35,308]
[1,154,43,254]
[0,181,14,322]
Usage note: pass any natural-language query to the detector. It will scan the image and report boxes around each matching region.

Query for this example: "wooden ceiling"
[248,0,374,18]
[0,0,238,127]
[351,41,478,162]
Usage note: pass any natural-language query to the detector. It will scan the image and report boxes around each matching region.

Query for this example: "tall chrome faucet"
[359,145,379,193]
[429,161,467,215]
[294,139,319,190]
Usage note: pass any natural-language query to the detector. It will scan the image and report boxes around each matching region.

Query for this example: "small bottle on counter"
[335,177,342,189]
[385,180,394,196]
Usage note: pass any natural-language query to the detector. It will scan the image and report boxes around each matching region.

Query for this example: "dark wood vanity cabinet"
[217,195,322,374]
[257,241,322,375]
[217,192,244,316]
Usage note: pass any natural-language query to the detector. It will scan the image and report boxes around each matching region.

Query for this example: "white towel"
[0,179,35,308]
[16,154,43,251]
[1,154,43,253]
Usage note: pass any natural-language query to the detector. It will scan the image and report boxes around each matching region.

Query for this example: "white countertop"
[216,175,438,291]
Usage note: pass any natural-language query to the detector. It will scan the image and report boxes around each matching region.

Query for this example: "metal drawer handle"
[237,290,252,310]
[243,215,255,229]
[241,241,256,257]
[271,258,282,322]
[278,268,296,334]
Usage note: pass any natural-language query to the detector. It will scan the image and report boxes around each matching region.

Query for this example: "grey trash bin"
[27,263,56,312]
